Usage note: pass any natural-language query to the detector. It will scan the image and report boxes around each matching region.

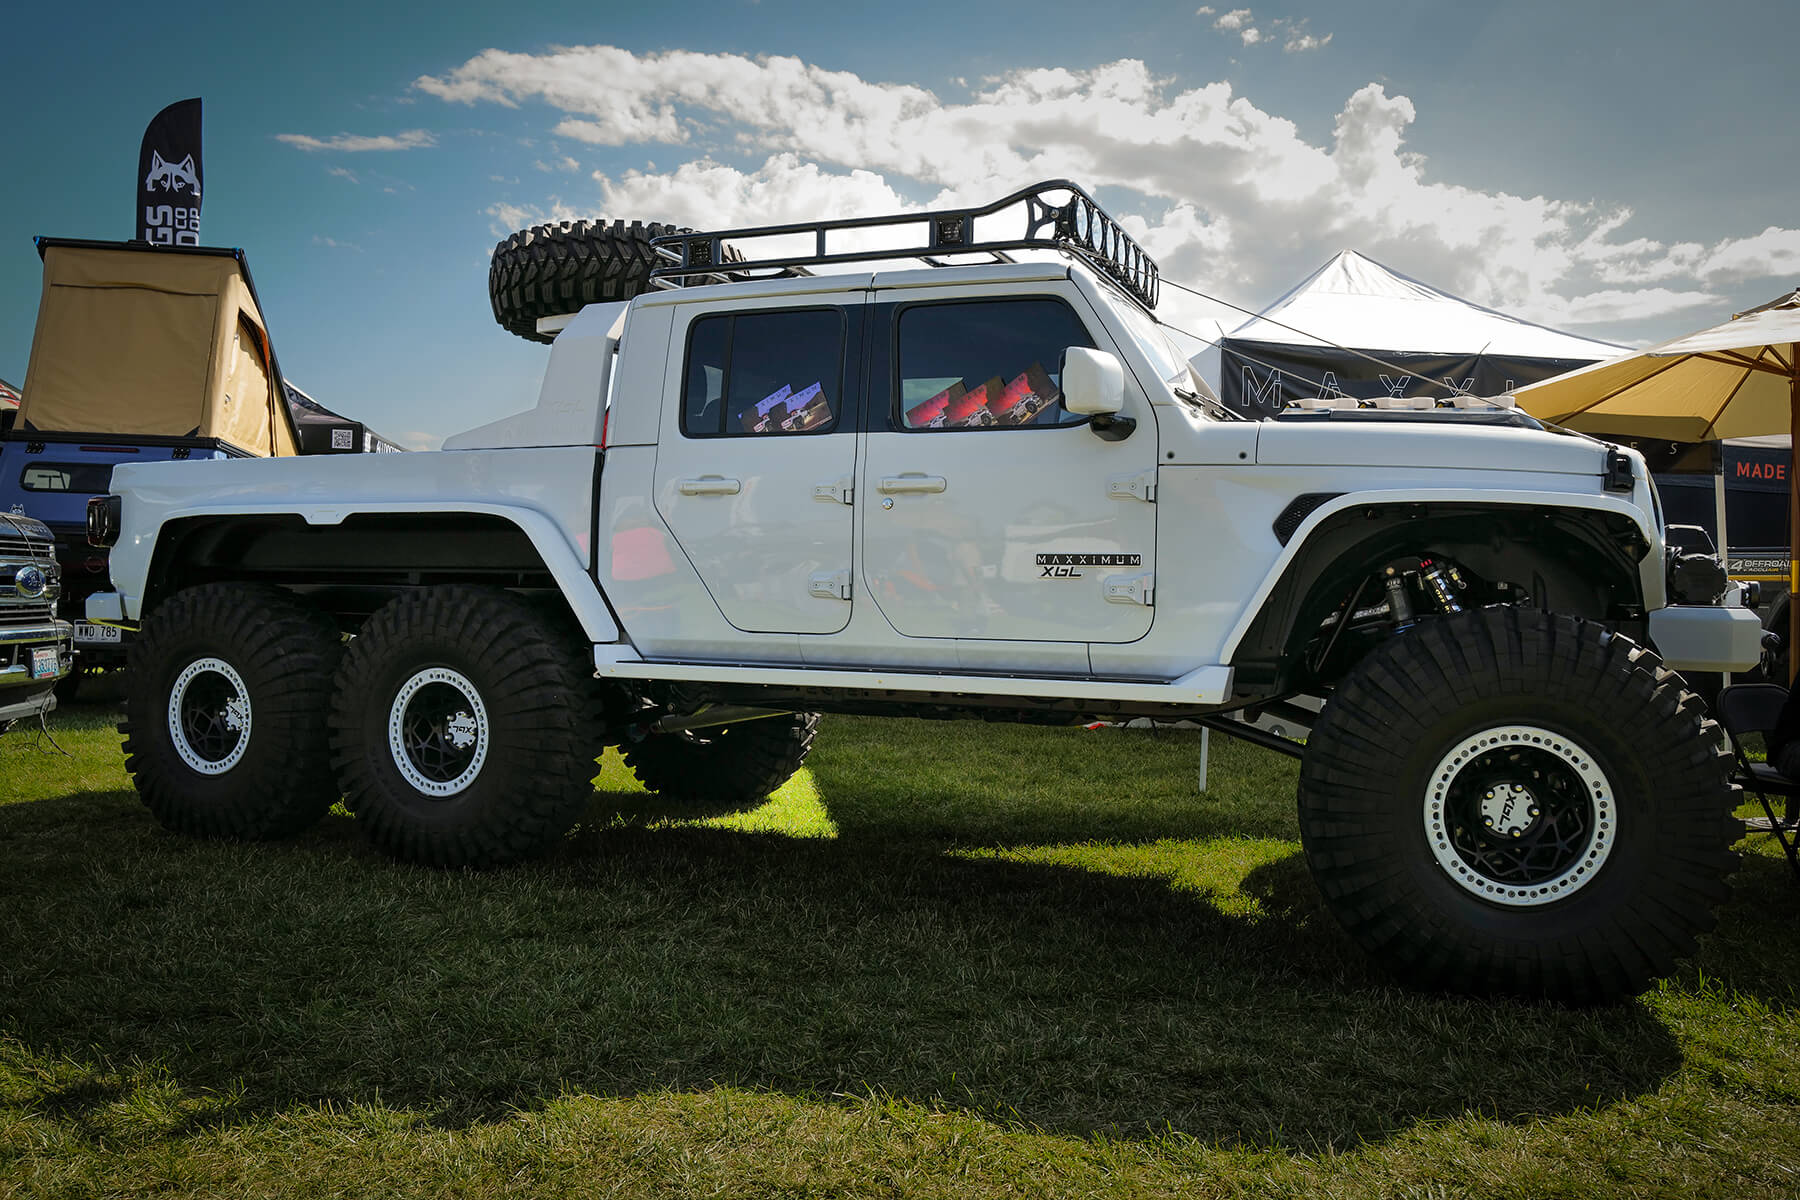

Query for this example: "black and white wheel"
[1298,607,1739,1005]
[623,713,819,807]
[123,584,343,839]
[328,586,602,868]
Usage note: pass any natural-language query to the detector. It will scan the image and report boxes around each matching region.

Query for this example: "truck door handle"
[678,475,742,496]
[877,474,947,495]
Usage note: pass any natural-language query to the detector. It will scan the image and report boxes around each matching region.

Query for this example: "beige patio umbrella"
[1515,287,1800,676]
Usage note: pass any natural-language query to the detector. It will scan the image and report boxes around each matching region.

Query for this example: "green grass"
[1,702,1797,1197]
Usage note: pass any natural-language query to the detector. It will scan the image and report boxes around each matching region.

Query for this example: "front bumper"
[1648,604,1764,673]
[0,618,73,724]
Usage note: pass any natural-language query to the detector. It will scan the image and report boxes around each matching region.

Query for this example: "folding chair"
[1713,683,1800,879]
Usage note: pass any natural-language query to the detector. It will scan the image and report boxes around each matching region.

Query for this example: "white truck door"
[859,290,1159,643]
[653,301,861,635]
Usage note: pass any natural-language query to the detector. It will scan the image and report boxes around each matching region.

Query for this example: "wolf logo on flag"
[144,150,201,202]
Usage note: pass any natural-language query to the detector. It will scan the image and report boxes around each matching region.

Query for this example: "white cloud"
[1195,5,1216,13]
[277,129,437,153]
[424,45,1797,335]
[1284,31,1332,52]
[1239,27,1263,45]
[485,199,588,239]
[311,235,361,252]
[1213,8,1252,30]
[328,166,358,183]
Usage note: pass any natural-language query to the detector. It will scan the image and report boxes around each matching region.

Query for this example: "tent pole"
[1714,445,1729,558]
[1791,345,1799,683]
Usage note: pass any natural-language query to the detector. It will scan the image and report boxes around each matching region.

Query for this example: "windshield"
[1109,291,1189,383]
[1092,275,1237,419]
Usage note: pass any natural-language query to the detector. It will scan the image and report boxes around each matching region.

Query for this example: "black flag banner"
[137,98,203,245]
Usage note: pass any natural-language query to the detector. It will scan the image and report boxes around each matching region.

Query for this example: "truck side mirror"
[1061,347,1134,441]
[1061,347,1125,416]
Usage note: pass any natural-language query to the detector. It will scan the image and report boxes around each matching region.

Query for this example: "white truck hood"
[1253,414,1611,476]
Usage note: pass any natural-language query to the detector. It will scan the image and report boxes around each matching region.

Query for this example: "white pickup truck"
[85,182,1763,1004]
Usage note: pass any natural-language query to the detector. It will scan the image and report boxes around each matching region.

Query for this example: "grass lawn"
[1,698,1797,1198]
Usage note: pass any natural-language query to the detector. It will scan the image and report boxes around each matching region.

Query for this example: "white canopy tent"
[1197,250,1629,412]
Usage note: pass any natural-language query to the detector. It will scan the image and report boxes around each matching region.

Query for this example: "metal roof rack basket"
[649,179,1160,310]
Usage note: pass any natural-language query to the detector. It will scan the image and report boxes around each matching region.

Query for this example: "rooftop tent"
[1209,250,1628,416]
[18,240,299,455]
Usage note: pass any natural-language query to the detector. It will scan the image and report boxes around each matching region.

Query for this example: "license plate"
[74,623,122,644]
[30,646,59,680]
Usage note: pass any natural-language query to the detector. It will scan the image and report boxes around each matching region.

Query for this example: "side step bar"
[593,646,1233,707]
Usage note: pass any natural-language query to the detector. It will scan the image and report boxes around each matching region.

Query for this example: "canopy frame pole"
[1715,450,1729,561]
[1791,342,1799,683]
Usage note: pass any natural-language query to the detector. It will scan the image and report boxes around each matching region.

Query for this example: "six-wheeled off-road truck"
[84,181,1765,1004]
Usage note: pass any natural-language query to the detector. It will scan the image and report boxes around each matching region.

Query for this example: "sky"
[3,0,1796,448]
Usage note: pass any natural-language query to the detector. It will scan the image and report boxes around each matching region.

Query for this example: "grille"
[0,534,52,560]
[0,515,55,561]
[0,600,54,622]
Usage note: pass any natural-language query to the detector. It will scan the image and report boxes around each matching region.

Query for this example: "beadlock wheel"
[386,667,491,796]
[123,583,343,840]
[1297,606,1739,1004]
[328,586,604,868]
[1425,724,1615,907]
[168,657,254,774]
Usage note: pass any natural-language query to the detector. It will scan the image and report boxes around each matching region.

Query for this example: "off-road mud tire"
[328,586,602,868]
[1298,606,1739,1006]
[123,584,343,839]
[623,713,819,806]
[488,219,739,342]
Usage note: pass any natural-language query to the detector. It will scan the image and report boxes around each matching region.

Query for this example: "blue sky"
[4,0,1796,446]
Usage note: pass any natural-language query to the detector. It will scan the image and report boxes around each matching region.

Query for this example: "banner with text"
[137,98,203,245]
[1218,339,1595,417]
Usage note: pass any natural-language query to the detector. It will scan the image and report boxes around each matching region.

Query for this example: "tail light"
[87,494,122,548]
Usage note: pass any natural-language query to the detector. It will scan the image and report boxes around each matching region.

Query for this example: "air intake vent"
[1272,493,1343,545]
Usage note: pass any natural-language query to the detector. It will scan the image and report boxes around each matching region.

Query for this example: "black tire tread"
[1298,606,1738,1005]
[488,219,741,343]
[328,586,602,868]
[623,712,819,806]
[122,584,343,840]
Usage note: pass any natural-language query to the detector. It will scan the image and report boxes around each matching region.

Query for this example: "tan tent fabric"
[1514,290,1800,675]
[1515,305,1800,442]
[18,244,297,455]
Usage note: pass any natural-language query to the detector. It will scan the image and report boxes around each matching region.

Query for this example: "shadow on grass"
[2,715,1770,1153]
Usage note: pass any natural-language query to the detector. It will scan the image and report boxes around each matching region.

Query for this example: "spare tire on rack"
[488,219,736,342]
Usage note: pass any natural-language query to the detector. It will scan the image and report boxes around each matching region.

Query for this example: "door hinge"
[809,569,852,601]
[1103,571,1155,607]
[1107,469,1157,503]
[812,475,855,505]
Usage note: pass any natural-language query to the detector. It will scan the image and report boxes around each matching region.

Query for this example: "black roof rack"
[649,179,1160,310]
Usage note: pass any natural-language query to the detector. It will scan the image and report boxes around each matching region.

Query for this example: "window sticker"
[738,384,793,432]
[737,381,834,434]
[946,379,1000,427]
[905,382,961,429]
[902,363,1061,430]
[990,363,1059,425]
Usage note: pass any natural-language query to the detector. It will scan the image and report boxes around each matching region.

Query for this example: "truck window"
[681,308,843,437]
[897,298,1095,431]
[21,461,114,492]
